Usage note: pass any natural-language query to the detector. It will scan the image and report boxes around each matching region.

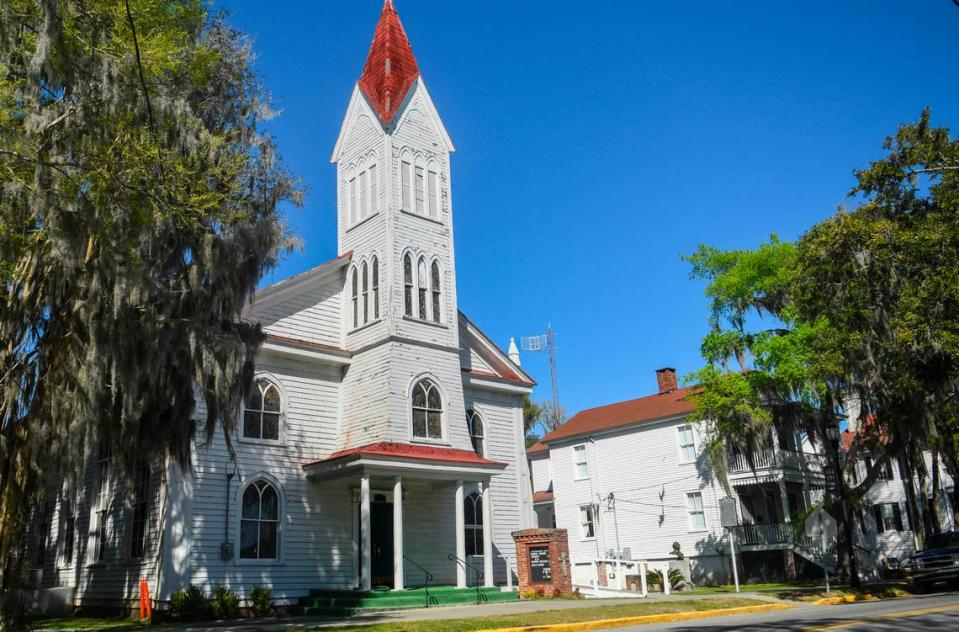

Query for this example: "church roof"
[358,1,420,127]
[311,441,507,468]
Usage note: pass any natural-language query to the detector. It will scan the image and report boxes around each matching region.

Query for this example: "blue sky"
[217,1,959,420]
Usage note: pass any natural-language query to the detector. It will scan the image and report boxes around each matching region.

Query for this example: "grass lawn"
[309,597,767,632]
[29,617,147,631]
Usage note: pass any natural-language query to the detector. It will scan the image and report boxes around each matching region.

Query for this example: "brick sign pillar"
[512,528,572,595]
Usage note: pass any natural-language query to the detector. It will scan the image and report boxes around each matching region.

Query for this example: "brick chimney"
[656,368,678,394]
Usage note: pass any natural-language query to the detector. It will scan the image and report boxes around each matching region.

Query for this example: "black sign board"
[529,546,552,583]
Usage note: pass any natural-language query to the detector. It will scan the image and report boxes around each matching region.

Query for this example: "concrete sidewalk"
[166,591,791,632]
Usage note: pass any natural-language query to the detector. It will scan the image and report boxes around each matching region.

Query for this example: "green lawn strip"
[688,581,823,595]
[29,617,147,631]
[775,585,913,602]
[308,597,767,632]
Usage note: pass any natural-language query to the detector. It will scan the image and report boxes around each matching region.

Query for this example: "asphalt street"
[619,592,959,631]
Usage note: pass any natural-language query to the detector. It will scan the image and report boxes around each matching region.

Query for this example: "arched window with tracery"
[411,378,443,440]
[361,261,369,325]
[430,260,441,323]
[427,161,440,218]
[464,492,483,557]
[240,479,279,560]
[371,256,380,319]
[467,409,484,456]
[243,378,281,441]
[417,258,428,320]
[403,253,414,317]
[351,267,359,329]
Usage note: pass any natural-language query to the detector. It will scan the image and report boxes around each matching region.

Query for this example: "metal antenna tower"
[521,323,560,413]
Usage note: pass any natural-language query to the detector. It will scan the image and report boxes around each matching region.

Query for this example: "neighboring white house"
[26,2,537,612]
[530,368,955,588]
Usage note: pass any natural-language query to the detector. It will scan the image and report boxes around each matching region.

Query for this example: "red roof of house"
[309,441,506,468]
[533,491,554,503]
[541,386,700,444]
[358,1,420,127]
[526,441,549,456]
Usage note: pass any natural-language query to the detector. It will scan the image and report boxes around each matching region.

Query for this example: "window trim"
[236,474,285,565]
[464,491,484,557]
[572,444,590,481]
[467,409,485,457]
[409,376,447,444]
[403,252,414,318]
[430,259,442,324]
[87,443,112,566]
[677,424,696,464]
[239,375,286,446]
[127,462,152,560]
[686,491,707,532]
[579,504,596,541]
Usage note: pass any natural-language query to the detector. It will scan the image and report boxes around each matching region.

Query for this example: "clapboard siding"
[529,454,552,494]
[256,276,343,348]
[549,417,728,566]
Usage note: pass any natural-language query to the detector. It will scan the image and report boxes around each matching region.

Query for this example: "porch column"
[393,476,404,591]
[482,483,493,587]
[455,480,466,588]
[778,476,791,524]
[360,474,372,592]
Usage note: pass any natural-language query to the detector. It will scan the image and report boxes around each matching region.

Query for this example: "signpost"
[805,507,838,593]
[719,497,740,593]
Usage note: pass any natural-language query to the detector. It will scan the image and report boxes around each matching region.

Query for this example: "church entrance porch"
[302,441,509,592]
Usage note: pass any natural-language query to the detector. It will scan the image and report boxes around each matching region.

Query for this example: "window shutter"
[873,505,884,533]
[894,503,905,532]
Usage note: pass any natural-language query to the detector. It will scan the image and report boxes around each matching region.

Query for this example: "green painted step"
[298,586,518,617]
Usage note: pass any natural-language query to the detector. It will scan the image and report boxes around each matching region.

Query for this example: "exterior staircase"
[298,586,518,617]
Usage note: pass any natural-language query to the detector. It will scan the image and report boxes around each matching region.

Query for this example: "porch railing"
[728,449,826,475]
[448,553,486,605]
[403,555,436,607]
[731,522,792,546]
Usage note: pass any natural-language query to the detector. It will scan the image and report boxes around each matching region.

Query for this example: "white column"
[360,474,372,592]
[482,483,493,587]
[455,480,466,588]
[393,476,404,591]
[778,476,791,524]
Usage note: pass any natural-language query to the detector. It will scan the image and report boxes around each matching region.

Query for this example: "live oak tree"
[792,110,959,537]
[0,0,299,619]
[686,111,959,586]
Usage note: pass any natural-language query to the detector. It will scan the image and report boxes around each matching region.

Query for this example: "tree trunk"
[931,449,943,536]
[900,450,926,550]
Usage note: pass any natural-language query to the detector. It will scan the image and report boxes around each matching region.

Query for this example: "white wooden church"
[28,1,537,612]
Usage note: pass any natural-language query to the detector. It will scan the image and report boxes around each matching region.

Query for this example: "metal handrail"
[448,552,486,604]
[403,555,436,607]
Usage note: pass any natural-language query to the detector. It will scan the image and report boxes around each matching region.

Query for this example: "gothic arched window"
[427,161,440,218]
[401,154,413,210]
[371,256,380,320]
[243,378,281,441]
[361,261,369,325]
[464,492,483,557]
[411,378,443,440]
[417,258,428,320]
[414,156,426,214]
[348,167,358,225]
[368,162,378,215]
[430,260,441,323]
[403,253,414,317]
[351,267,359,329]
[467,410,485,457]
[240,479,280,560]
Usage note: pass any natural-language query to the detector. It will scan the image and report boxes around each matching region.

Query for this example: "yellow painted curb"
[474,603,795,632]
[813,593,880,606]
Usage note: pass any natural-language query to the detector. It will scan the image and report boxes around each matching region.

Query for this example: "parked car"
[903,532,959,590]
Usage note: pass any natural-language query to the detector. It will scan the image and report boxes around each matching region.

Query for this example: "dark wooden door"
[369,502,394,588]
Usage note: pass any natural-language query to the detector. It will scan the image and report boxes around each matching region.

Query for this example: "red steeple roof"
[358,1,420,127]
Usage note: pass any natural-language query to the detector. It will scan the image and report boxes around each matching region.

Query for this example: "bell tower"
[332,1,467,449]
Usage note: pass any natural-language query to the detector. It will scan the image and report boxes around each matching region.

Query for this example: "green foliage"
[210,586,240,620]
[248,586,274,618]
[168,585,210,622]
[645,568,684,590]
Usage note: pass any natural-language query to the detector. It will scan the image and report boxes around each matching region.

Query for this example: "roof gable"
[458,312,535,386]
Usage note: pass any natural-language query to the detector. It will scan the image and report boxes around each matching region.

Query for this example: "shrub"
[169,584,210,621]
[248,586,275,617]
[551,587,563,598]
[210,586,241,620]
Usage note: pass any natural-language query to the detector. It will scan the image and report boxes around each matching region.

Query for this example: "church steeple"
[358,1,420,127]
